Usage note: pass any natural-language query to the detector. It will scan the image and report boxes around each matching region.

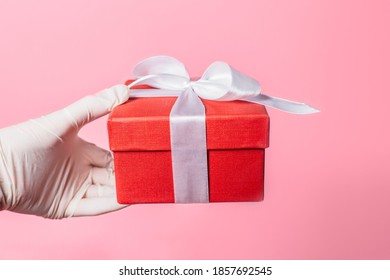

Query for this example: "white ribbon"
[127,56,319,203]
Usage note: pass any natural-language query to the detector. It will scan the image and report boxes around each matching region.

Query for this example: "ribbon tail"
[169,88,209,203]
[244,94,320,114]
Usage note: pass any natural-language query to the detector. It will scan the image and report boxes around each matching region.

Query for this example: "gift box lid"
[108,83,269,151]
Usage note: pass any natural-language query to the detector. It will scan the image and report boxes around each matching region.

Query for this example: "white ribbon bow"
[127,56,319,203]
[128,55,319,114]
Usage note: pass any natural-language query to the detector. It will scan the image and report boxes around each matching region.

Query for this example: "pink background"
[0,0,389,259]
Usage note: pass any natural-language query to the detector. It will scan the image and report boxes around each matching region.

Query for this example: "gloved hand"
[0,85,130,219]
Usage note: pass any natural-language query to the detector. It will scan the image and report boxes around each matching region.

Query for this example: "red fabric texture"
[108,84,269,204]
[109,98,269,151]
[114,149,264,204]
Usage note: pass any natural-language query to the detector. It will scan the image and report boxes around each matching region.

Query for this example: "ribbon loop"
[195,62,261,101]
[132,56,190,90]
[133,56,189,79]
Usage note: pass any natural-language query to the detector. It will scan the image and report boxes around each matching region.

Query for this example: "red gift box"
[108,83,270,204]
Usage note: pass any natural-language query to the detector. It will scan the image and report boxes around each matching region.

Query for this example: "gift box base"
[114,149,264,204]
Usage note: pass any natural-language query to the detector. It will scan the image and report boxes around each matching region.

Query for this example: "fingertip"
[70,196,130,217]
[111,84,130,106]
[95,84,130,111]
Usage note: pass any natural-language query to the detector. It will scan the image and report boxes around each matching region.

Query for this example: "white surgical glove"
[0,85,130,219]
